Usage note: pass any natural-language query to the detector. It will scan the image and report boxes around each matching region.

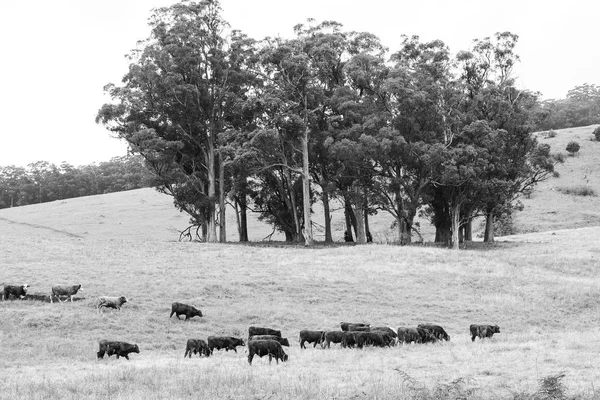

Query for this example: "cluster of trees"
[533,83,600,130]
[0,156,152,209]
[96,1,562,249]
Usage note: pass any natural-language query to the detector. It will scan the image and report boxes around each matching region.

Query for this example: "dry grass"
[2,193,600,398]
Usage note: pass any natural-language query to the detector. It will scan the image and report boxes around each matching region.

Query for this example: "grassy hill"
[1,125,600,399]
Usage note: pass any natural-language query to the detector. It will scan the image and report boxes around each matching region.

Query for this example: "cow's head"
[493,325,500,333]
[280,338,290,347]
[282,352,289,362]
[120,296,128,303]
[132,345,140,354]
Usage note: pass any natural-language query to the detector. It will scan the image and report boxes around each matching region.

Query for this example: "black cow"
[97,340,140,360]
[184,339,210,358]
[249,335,290,347]
[355,332,390,348]
[299,330,324,349]
[340,322,369,332]
[248,326,281,338]
[371,326,398,338]
[207,336,245,354]
[398,327,438,344]
[470,324,500,341]
[170,302,203,320]
[3,284,29,300]
[247,340,288,365]
[322,331,345,348]
[418,324,450,341]
[341,332,358,348]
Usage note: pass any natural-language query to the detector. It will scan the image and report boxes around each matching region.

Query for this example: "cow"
[248,326,282,338]
[249,335,290,347]
[418,324,450,341]
[322,331,345,348]
[247,340,288,365]
[299,330,325,349]
[170,302,202,320]
[184,339,210,358]
[341,332,358,348]
[340,322,369,332]
[207,336,245,355]
[397,327,437,344]
[470,324,500,341]
[355,331,390,348]
[97,296,128,312]
[372,326,398,340]
[51,284,82,303]
[97,340,140,360]
[3,284,29,300]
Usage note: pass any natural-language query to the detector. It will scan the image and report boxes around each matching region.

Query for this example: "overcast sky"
[0,0,597,167]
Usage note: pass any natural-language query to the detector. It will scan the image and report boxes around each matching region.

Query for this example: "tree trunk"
[206,132,217,243]
[301,127,313,246]
[353,187,367,244]
[450,200,460,250]
[322,189,333,243]
[238,195,248,242]
[364,200,372,243]
[218,153,226,243]
[432,189,451,245]
[484,207,495,243]
[284,169,302,242]
[464,219,472,241]
[344,195,355,242]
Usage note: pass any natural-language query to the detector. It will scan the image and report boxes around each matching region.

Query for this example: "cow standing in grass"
[170,302,202,320]
[247,340,288,365]
[97,296,128,312]
[184,339,210,358]
[470,324,500,341]
[3,284,29,300]
[97,340,140,360]
[51,284,82,303]
[299,330,324,349]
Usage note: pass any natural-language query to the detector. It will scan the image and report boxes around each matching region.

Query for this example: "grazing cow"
[397,327,438,344]
[299,330,324,349]
[3,284,29,300]
[97,296,128,312]
[184,339,210,358]
[372,326,398,339]
[355,332,390,348]
[340,322,369,332]
[418,324,450,341]
[97,340,140,360]
[170,302,202,320]
[470,324,500,341]
[248,326,281,338]
[51,284,82,303]
[322,331,345,348]
[341,332,358,348]
[247,340,288,365]
[207,336,245,354]
[249,335,290,347]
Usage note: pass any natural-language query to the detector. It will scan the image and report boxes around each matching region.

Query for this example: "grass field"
[1,125,600,399]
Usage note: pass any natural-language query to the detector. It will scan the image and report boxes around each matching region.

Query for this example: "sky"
[0,0,597,167]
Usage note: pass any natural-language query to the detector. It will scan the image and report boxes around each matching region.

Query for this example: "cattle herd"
[3,283,501,365]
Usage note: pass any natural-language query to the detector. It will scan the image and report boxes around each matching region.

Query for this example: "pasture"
[2,189,600,399]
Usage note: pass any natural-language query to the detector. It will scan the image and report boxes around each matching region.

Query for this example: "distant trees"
[0,156,152,209]
[533,83,600,130]
[96,1,560,248]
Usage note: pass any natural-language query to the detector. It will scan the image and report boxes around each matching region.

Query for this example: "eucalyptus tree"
[96,1,254,242]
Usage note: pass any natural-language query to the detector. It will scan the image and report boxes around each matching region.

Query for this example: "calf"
[470,324,500,341]
[340,322,369,332]
[184,339,210,358]
[299,330,324,349]
[249,335,290,347]
[248,326,281,338]
[51,284,82,303]
[97,340,140,360]
[418,324,450,341]
[247,340,288,365]
[207,336,245,354]
[3,284,29,300]
[322,331,344,348]
[170,302,202,320]
[97,296,128,312]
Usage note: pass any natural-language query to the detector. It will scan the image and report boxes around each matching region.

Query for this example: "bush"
[547,130,557,138]
[556,186,597,196]
[593,126,600,141]
[566,141,580,156]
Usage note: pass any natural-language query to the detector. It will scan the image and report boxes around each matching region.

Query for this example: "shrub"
[566,141,580,156]
[547,130,557,138]
[556,186,597,196]
[593,126,600,141]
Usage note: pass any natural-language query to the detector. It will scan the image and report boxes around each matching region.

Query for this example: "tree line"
[533,83,600,131]
[0,156,153,209]
[96,1,564,250]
